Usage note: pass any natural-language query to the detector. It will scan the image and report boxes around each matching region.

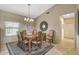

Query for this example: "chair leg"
[52,39,53,43]
[49,39,52,45]
[37,43,41,48]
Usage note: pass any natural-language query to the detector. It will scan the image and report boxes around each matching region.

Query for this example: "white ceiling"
[0,4,55,18]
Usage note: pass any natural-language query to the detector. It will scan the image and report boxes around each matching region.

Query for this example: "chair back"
[17,31,22,42]
[48,30,55,42]
[42,33,46,41]
[32,30,37,35]
[37,31,43,48]
[37,31,42,41]
[20,30,27,40]
[49,30,55,37]
[32,30,37,41]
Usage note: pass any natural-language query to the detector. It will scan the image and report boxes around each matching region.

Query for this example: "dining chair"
[23,30,30,43]
[17,31,22,43]
[17,31,28,51]
[31,31,43,48]
[32,30,37,41]
[31,30,38,48]
[42,33,46,42]
[21,30,27,40]
[47,30,55,45]
[17,30,29,44]
[37,31,43,48]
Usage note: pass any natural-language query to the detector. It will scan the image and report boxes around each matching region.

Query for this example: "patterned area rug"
[6,42,53,55]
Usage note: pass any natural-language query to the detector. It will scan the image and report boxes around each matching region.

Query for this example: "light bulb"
[30,18,34,22]
[24,18,27,21]
[26,18,29,21]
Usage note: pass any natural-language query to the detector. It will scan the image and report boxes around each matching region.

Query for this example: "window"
[27,25,34,33]
[5,21,20,36]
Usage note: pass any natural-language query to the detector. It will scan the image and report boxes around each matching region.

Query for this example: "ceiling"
[0,4,55,18]
[62,13,75,19]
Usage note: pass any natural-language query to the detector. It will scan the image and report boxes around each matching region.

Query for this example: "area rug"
[6,42,53,55]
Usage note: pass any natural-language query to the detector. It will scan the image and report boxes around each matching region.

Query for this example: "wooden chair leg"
[29,39,32,53]
[49,39,52,45]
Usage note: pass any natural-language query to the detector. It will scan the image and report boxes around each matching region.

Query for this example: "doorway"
[56,13,76,54]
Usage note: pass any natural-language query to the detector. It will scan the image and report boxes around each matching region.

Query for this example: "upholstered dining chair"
[31,30,37,46]
[47,30,55,45]
[42,33,46,42]
[17,30,29,51]
[32,30,37,41]
[20,30,29,43]
[36,31,43,48]
[17,30,29,44]
[17,31,22,42]
[21,30,27,40]
[31,31,43,48]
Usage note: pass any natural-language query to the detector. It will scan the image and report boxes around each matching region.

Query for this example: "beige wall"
[64,18,75,39]
[76,5,79,54]
[36,4,76,43]
[0,10,24,44]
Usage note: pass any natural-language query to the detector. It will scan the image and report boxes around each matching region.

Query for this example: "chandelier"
[24,4,34,23]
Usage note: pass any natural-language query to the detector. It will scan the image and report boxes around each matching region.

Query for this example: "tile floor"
[0,44,9,55]
[55,38,77,54]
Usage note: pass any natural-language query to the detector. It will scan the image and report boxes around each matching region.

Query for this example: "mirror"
[40,21,48,31]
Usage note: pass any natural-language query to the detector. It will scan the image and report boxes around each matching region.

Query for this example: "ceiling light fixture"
[24,4,34,23]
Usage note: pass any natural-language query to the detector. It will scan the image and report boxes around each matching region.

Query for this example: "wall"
[64,18,75,39]
[76,5,79,54]
[36,4,76,43]
[0,10,24,44]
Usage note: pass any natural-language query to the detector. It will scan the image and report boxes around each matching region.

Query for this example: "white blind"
[5,21,20,36]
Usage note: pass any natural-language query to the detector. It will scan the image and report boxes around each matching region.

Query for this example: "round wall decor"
[40,21,48,31]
